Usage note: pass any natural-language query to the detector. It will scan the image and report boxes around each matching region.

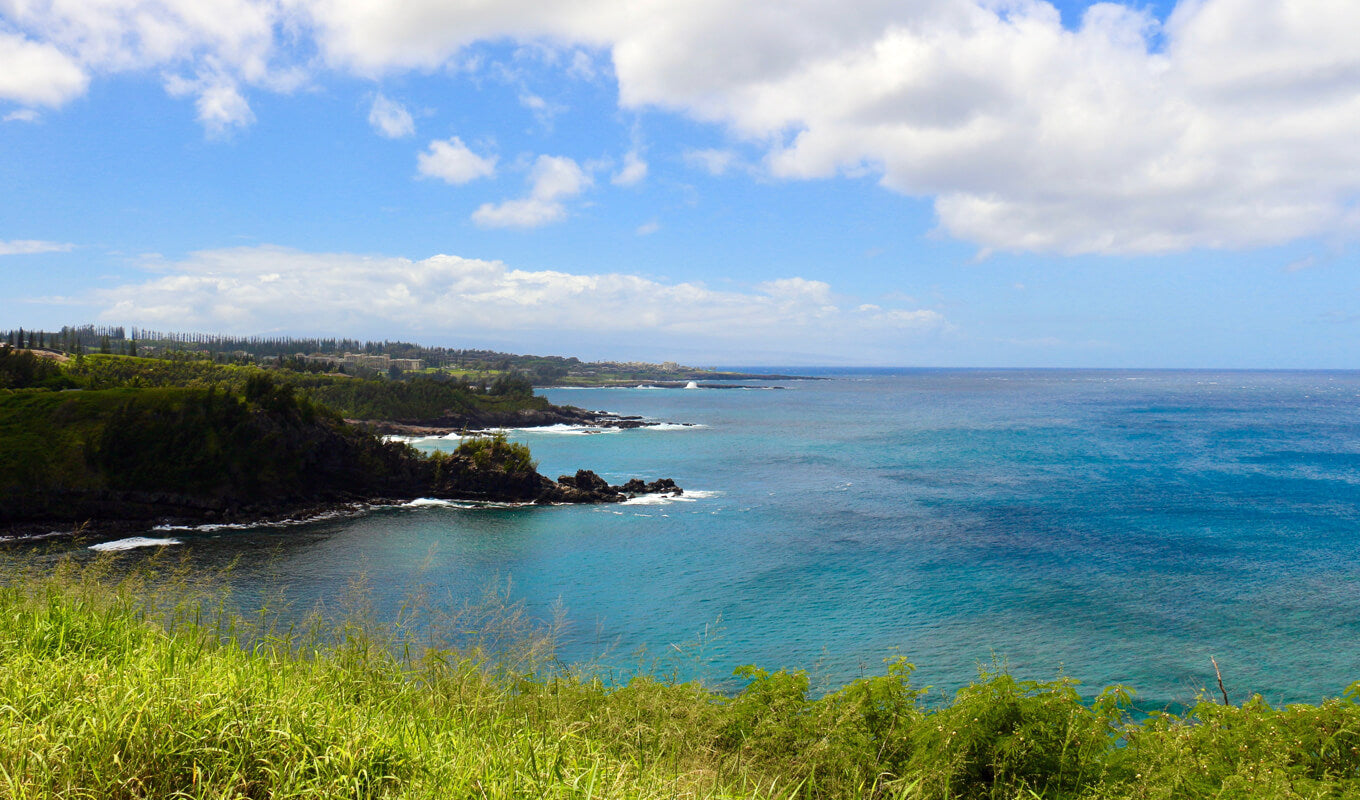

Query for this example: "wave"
[512,424,626,436]
[381,431,466,444]
[89,536,182,552]
[152,505,369,533]
[388,421,702,444]
[620,489,719,506]
[394,498,533,510]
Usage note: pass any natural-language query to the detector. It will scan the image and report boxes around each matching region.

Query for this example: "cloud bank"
[4,0,1360,254]
[91,246,947,358]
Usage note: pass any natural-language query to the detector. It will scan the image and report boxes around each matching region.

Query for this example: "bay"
[40,369,1360,708]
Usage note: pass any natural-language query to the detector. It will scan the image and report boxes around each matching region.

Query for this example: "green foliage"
[0,386,422,523]
[455,432,538,473]
[66,353,249,390]
[60,354,548,422]
[0,348,75,389]
[303,374,492,420]
[907,668,1128,798]
[5,569,1360,799]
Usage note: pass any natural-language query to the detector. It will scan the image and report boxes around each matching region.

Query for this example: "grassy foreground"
[3,564,1360,799]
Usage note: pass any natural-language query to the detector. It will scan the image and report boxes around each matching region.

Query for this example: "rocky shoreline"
[1,389,684,544]
[350,405,671,437]
[1,469,683,543]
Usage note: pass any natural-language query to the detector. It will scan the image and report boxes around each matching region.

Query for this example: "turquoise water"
[51,370,1360,706]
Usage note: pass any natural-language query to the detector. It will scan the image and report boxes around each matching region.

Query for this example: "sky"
[1,0,1357,367]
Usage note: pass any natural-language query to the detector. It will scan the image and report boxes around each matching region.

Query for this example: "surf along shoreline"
[1,388,685,544]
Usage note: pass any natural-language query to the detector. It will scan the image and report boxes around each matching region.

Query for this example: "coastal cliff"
[0,383,679,537]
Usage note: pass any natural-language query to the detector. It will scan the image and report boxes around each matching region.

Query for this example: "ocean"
[47,369,1360,708]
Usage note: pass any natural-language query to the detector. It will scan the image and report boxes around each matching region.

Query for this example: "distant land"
[0,324,813,388]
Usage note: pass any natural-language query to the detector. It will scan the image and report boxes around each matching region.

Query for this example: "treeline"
[1,350,541,424]
[303,373,542,422]
[0,323,588,375]
[1,322,712,384]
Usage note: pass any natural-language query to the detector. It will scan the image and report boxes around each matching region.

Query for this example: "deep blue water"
[45,370,1360,706]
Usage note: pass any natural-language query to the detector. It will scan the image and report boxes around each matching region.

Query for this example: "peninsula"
[0,330,687,538]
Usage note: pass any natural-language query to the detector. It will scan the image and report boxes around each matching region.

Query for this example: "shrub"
[455,432,537,473]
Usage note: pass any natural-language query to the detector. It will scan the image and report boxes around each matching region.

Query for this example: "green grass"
[3,560,1360,799]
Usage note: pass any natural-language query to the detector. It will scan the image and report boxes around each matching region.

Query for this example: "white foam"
[152,505,368,532]
[383,431,469,444]
[89,537,182,552]
[439,424,629,437]
[395,498,532,510]
[680,489,719,499]
[518,424,626,435]
[389,420,696,442]
[620,489,719,506]
[685,381,699,389]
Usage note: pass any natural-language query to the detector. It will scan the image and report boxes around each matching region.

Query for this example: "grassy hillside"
[1,565,1359,799]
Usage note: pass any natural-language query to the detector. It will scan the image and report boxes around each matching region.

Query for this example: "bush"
[455,432,537,473]
[0,348,73,389]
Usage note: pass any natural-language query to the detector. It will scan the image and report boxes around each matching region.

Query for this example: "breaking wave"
[619,489,719,506]
[89,536,182,552]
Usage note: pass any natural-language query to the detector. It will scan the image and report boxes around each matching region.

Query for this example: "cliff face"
[1,388,679,536]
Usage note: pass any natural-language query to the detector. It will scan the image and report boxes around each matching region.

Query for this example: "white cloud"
[566,49,599,81]
[7,0,1360,252]
[635,220,660,235]
[615,0,1360,254]
[368,93,415,138]
[2,0,283,132]
[517,91,567,128]
[0,239,75,255]
[0,32,88,107]
[193,80,255,136]
[417,136,497,184]
[611,150,648,186]
[89,245,948,356]
[473,155,591,228]
[294,0,1360,254]
[3,109,41,123]
[684,148,739,177]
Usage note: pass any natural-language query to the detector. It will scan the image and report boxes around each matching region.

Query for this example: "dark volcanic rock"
[536,469,682,505]
[353,404,654,437]
[558,469,611,492]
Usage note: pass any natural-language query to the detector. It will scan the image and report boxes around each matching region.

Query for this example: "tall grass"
[2,555,1360,798]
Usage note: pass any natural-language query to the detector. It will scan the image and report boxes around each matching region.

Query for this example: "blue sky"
[1,0,1357,366]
